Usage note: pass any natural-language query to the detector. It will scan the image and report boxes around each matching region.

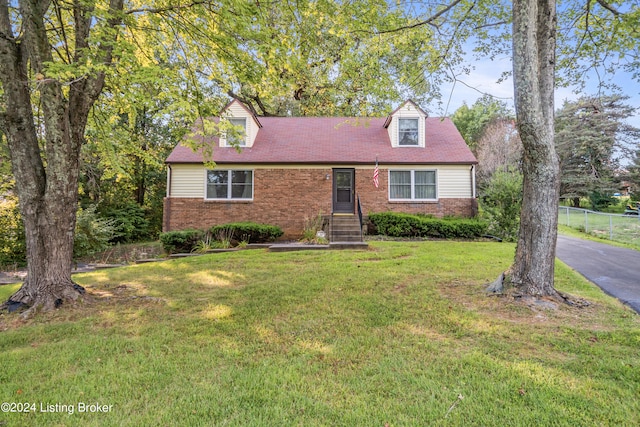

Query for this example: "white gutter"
[166,165,172,197]
[471,165,476,198]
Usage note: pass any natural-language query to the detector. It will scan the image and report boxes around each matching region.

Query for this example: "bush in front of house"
[159,229,206,254]
[368,212,487,239]
[210,222,283,244]
[159,223,283,254]
[0,196,26,267]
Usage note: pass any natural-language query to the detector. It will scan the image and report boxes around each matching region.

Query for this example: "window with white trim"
[389,170,436,200]
[206,170,253,200]
[398,118,419,146]
[227,118,247,146]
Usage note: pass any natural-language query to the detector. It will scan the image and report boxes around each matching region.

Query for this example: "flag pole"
[373,156,379,188]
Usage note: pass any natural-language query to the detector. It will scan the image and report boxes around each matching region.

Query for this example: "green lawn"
[1,241,639,426]
[558,207,640,248]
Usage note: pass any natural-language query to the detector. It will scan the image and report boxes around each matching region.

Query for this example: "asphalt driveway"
[556,234,640,313]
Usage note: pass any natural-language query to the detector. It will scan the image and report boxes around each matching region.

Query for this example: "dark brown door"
[333,169,355,213]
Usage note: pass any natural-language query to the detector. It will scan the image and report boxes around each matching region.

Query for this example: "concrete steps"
[330,214,364,243]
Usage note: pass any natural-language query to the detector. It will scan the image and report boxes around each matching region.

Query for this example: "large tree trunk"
[510,0,561,297]
[0,0,123,315]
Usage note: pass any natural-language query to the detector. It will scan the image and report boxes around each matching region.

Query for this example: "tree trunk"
[0,5,80,314]
[572,197,580,208]
[511,0,561,297]
[0,0,123,315]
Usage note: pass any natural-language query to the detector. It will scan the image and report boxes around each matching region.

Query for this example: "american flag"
[373,158,379,188]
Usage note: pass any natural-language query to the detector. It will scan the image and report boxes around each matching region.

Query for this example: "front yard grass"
[1,241,638,426]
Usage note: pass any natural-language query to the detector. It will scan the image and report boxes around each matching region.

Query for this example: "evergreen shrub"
[210,222,283,243]
[159,229,206,254]
[368,212,487,239]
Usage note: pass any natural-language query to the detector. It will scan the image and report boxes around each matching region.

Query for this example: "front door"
[333,168,355,213]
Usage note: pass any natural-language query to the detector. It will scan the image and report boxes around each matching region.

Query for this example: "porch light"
[325,174,330,180]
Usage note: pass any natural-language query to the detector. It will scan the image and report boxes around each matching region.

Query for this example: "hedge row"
[159,229,206,254]
[368,212,487,239]
[159,222,283,254]
[210,222,283,243]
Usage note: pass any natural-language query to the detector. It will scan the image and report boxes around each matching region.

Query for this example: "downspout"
[164,164,172,232]
[471,165,476,198]
[166,164,172,197]
[471,164,477,217]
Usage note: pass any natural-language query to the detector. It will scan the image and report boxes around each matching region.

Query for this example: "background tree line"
[452,93,639,243]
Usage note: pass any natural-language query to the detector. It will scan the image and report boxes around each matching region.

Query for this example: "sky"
[431,52,640,129]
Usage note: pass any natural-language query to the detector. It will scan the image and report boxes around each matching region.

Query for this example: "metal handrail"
[357,194,363,240]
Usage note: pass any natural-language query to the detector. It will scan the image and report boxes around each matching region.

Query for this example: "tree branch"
[0,0,13,38]
[73,0,93,59]
[125,0,208,15]
[53,0,72,63]
[375,0,464,34]
[20,0,55,74]
[595,0,622,16]
[226,90,261,116]
[474,20,508,30]
[79,0,124,103]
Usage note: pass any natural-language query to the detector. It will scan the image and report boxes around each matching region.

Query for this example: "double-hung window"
[206,170,253,200]
[389,170,436,200]
[227,118,247,147]
[398,118,419,146]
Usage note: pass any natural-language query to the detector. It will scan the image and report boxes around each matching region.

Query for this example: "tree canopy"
[451,95,513,153]
[556,94,639,208]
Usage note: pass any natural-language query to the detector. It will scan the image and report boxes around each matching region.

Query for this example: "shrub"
[159,229,206,254]
[588,191,616,212]
[300,213,329,244]
[74,205,119,259]
[209,222,283,244]
[0,197,26,267]
[101,202,151,243]
[479,167,522,242]
[368,212,487,239]
[1,201,122,264]
[211,226,234,248]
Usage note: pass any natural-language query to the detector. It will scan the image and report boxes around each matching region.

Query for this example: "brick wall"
[164,169,333,238]
[164,168,477,238]
[354,168,478,218]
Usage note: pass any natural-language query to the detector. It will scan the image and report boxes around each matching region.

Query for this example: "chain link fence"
[558,206,640,248]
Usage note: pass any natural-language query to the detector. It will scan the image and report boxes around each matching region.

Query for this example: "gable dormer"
[219,99,262,148]
[384,100,428,148]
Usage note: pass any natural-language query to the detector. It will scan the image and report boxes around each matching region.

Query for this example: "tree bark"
[0,0,123,315]
[510,0,561,297]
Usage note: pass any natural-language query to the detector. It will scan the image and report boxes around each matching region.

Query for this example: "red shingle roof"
[166,116,477,165]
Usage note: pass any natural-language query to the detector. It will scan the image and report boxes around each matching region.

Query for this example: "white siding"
[167,163,474,199]
[438,165,473,198]
[383,164,474,199]
[387,103,426,147]
[170,164,205,198]
[220,101,260,147]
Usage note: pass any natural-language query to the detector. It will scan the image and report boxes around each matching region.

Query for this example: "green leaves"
[479,167,523,242]
[555,94,638,208]
[452,95,513,152]
[556,0,640,91]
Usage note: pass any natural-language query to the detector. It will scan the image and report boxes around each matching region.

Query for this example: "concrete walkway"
[556,234,640,313]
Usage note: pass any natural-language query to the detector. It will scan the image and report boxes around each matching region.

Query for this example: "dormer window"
[398,118,419,146]
[228,118,247,146]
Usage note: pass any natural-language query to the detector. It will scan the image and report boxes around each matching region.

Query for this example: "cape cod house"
[163,99,478,241]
